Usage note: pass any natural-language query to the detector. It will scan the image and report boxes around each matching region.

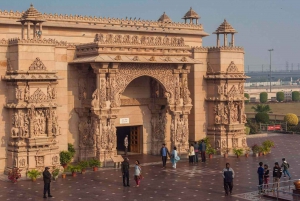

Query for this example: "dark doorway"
[116,126,141,153]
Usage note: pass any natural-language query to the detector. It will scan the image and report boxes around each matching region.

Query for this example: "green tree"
[292,91,300,101]
[251,104,272,113]
[260,92,268,103]
[276,92,284,102]
[255,112,269,123]
[244,93,250,103]
[284,113,299,126]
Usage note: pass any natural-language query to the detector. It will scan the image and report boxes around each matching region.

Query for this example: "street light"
[268,49,274,92]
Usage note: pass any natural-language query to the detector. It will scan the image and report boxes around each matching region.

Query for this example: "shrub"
[206,146,217,155]
[260,92,268,103]
[233,148,243,156]
[68,165,81,173]
[251,144,260,153]
[52,169,60,178]
[251,104,271,113]
[27,169,41,179]
[68,143,76,158]
[276,92,284,102]
[89,159,101,167]
[78,160,89,169]
[284,113,299,126]
[255,112,269,123]
[292,91,300,101]
[244,93,250,103]
[246,119,260,134]
[60,151,72,165]
[245,126,250,135]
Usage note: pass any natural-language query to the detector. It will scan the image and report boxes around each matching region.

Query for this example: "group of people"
[188,140,207,164]
[257,158,291,193]
[121,158,142,187]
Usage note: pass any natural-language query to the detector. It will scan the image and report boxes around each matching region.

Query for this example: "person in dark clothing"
[264,164,270,190]
[199,140,206,162]
[43,167,53,198]
[193,141,199,164]
[121,157,130,187]
[160,144,170,168]
[257,162,264,193]
[272,162,282,190]
[222,163,234,196]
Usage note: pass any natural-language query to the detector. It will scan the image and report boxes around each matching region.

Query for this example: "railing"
[257,179,300,200]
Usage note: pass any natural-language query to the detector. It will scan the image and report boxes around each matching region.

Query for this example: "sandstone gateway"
[0,5,247,173]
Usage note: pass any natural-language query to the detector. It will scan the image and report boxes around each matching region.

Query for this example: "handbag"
[175,156,180,161]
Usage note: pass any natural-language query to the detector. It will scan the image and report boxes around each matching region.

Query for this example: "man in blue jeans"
[160,143,170,168]
[281,158,291,180]
[257,162,264,193]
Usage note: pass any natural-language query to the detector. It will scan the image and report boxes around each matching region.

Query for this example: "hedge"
[244,93,250,103]
[276,92,284,102]
[292,91,300,101]
[255,112,269,123]
[260,92,268,103]
[284,113,299,126]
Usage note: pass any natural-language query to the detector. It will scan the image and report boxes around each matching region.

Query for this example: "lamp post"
[268,49,274,92]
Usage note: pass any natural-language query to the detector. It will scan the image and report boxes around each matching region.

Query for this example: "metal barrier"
[257,179,300,200]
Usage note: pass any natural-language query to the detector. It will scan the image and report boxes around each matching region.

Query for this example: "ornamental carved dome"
[182,7,199,19]
[158,12,172,23]
[213,19,237,34]
[20,4,44,21]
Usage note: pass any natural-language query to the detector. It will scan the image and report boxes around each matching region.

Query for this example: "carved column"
[27,22,30,39]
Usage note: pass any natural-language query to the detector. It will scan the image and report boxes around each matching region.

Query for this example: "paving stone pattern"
[1,135,300,201]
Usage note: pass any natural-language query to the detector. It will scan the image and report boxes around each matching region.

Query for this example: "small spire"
[30,3,33,7]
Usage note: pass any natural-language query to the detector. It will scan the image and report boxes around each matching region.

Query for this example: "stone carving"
[51,110,61,136]
[232,138,238,148]
[114,64,177,99]
[109,77,121,108]
[15,88,23,100]
[181,57,187,62]
[227,85,239,97]
[182,78,192,105]
[218,85,223,95]
[174,78,181,105]
[214,103,229,124]
[207,62,213,73]
[19,158,26,167]
[24,85,30,101]
[216,140,221,149]
[224,83,228,96]
[151,113,167,141]
[78,118,96,147]
[114,55,122,61]
[11,111,29,138]
[132,56,139,61]
[29,57,47,70]
[226,61,238,73]
[164,91,174,105]
[242,138,246,147]
[99,78,107,108]
[7,58,12,71]
[93,33,185,46]
[28,88,49,103]
[47,84,53,99]
[149,56,156,61]
[52,156,59,165]
[107,120,117,151]
[242,114,247,123]
[238,82,244,94]
[32,109,46,136]
[221,139,226,148]
[91,89,99,108]
[36,156,44,166]
[228,101,239,123]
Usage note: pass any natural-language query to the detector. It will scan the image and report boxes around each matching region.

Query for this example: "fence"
[259,122,288,133]
[257,179,300,200]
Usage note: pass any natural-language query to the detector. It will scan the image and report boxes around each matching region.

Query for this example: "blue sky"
[1,0,299,71]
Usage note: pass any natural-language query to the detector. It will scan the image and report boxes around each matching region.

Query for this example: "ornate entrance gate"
[71,33,200,162]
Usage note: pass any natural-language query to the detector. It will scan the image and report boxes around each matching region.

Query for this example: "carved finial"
[30,3,33,7]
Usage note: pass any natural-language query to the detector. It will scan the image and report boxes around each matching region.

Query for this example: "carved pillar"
[21,22,25,39]
[28,106,35,138]
[33,23,37,39]
[27,22,30,39]
[108,63,120,109]
[217,34,220,47]
[39,22,43,39]
[46,108,52,137]
[231,33,234,47]
[224,33,228,47]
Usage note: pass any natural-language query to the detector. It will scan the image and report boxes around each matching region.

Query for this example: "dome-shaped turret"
[182,7,199,24]
[213,19,237,47]
[20,4,44,21]
[158,12,172,23]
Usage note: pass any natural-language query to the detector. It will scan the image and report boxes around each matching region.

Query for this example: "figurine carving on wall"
[47,84,53,99]
[24,85,30,101]
[36,156,44,166]
[218,85,223,95]
[15,88,23,100]
[91,89,99,108]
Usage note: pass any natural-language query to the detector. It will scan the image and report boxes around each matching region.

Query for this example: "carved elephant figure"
[11,127,19,137]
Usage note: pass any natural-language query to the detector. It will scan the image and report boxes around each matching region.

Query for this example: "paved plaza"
[1,134,300,201]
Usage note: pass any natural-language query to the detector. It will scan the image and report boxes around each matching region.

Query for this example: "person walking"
[281,158,291,180]
[171,146,180,168]
[121,157,130,187]
[124,135,129,156]
[189,144,195,165]
[193,141,199,164]
[200,140,206,162]
[272,162,282,190]
[222,163,234,196]
[43,167,53,198]
[264,164,270,191]
[134,160,142,187]
[160,143,170,168]
[257,162,264,193]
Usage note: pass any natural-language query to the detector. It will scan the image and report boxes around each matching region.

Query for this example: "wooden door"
[130,126,140,153]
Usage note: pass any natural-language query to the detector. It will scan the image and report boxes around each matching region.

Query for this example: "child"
[257,162,264,193]
[281,158,291,180]
[134,160,142,187]
[263,164,269,191]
